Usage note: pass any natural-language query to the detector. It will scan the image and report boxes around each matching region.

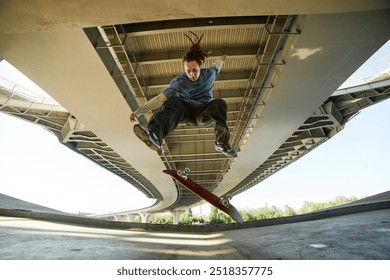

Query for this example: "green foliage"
[132,216,141,223]
[179,211,206,225]
[191,216,206,225]
[150,214,173,224]
[149,211,208,225]
[179,212,193,225]
[209,195,358,224]
[283,205,297,216]
[297,196,358,214]
[209,207,234,224]
[134,196,358,224]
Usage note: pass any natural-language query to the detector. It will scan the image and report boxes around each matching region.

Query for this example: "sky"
[0,41,389,215]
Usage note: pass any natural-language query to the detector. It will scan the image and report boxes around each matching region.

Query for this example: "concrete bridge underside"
[0,1,389,217]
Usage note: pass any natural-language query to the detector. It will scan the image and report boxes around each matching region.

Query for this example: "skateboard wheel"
[177,169,187,179]
[184,167,190,173]
[226,194,233,201]
[220,198,229,207]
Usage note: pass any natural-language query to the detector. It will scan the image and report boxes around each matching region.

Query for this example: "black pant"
[148,95,230,145]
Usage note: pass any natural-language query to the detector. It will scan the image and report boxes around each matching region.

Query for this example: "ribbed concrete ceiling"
[0,2,389,214]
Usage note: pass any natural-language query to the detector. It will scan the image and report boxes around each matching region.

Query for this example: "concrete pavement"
[0,192,389,259]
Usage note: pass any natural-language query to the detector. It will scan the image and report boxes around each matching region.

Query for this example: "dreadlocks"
[183,31,208,66]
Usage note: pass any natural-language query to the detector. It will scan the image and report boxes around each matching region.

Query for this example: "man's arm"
[129,93,167,122]
[212,55,227,73]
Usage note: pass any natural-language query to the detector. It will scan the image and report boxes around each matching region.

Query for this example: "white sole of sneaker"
[133,125,159,151]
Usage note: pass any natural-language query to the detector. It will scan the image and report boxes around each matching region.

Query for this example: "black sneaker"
[215,142,238,158]
[133,124,161,151]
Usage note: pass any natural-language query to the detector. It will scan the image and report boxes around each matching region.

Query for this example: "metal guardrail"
[0,75,59,105]
[339,52,390,89]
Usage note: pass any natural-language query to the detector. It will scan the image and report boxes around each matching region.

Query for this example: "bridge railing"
[339,52,390,89]
[0,75,59,105]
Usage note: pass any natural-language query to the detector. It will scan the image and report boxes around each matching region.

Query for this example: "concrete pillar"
[127,214,136,222]
[139,212,151,223]
[171,210,184,225]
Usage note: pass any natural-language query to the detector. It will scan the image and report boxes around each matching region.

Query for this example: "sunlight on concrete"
[138,247,236,257]
[291,47,322,60]
[0,217,235,259]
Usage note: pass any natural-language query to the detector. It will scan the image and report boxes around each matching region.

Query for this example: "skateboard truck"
[220,194,233,207]
[177,167,190,180]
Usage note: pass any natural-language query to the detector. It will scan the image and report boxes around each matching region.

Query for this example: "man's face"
[184,60,200,82]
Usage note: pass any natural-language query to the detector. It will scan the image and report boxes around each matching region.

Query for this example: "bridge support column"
[127,214,136,222]
[139,212,151,223]
[171,210,184,225]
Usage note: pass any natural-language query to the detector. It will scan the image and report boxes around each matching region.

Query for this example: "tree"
[209,207,233,223]
[150,214,173,224]
[129,196,359,224]
[283,205,296,216]
[179,211,193,225]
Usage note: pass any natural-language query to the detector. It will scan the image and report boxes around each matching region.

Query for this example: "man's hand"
[129,112,137,122]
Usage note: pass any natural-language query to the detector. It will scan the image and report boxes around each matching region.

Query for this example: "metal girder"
[0,85,163,201]
[134,47,261,64]
[228,80,390,198]
[143,70,253,89]
[87,15,304,211]
[118,16,269,36]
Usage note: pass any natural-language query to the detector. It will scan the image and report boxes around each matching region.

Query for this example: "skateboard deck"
[163,169,243,223]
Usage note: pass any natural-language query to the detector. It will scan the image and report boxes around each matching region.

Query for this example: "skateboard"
[163,169,243,223]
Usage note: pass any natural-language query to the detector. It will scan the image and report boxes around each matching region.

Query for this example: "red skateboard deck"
[163,169,243,223]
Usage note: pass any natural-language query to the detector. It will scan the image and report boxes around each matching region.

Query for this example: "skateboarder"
[130,32,237,157]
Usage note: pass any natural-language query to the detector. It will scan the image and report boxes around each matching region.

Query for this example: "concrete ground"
[0,193,389,259]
